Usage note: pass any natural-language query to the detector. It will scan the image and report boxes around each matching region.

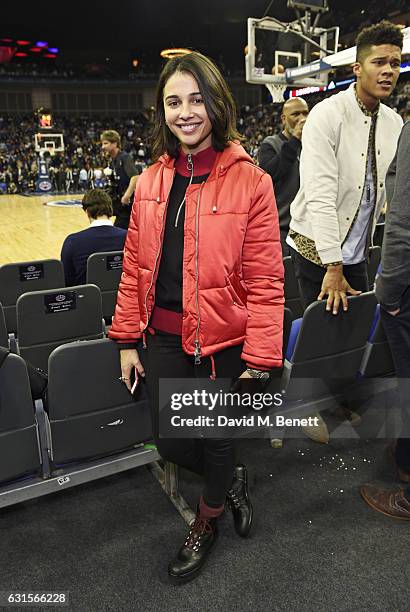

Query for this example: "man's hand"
[317,264,361,314]
[119,348,145,393]
[291,117,307,141]
[386,308,400,316]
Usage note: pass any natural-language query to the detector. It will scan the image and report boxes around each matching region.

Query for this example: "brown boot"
[360,484,410,520]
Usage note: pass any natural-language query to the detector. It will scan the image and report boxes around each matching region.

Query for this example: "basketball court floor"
[0,194,88,265]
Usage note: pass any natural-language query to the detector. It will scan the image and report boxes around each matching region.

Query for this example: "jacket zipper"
[143,169,175,338]
[174,153,193,228]
[194,182,205,365]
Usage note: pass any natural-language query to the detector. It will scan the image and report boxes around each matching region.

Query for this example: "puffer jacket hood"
[109,142,284,370]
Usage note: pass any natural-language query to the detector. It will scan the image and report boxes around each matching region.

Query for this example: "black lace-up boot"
[168,511,219,584]
[226,464,253,537]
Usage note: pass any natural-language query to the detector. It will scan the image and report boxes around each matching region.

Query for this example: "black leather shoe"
[168,512,218,584]
[226,464,253,538]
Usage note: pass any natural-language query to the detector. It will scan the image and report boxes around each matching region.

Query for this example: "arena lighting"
[15,52,28,57]
[44,54,56,58]
[1,38,13,42]
[48,47,59,53]
[16,40,31,45]
[36,41,48,48]
[160,48,192,59]
[132,59,139,67]
[30,47,42,52]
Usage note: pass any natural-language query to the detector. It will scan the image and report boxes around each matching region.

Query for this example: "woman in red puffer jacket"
[109,51,284,584]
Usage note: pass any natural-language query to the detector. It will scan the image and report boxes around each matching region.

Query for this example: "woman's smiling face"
[163,70,213,154]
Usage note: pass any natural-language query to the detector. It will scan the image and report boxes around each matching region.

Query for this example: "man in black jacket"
[360,122,410,520]
[258,97,308,254]
[101,130,139,229]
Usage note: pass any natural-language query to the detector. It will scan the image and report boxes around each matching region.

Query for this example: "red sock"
[199,495,224,519]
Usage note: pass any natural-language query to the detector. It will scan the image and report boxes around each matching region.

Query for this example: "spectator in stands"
[100,129,139,229]
[60,188,126,286]
[109,51,284,583]
[360,121,410,520]
[286,21,404,443]
[258,97,308,254]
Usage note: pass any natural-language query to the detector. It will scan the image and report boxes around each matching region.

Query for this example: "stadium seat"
[359,305,395,378]
[86,251,123,320]
[0,259,64,334]
[282,292,377,404]
[16,284,104,372]
[373,222,385,248]
[0,303,8,348]
[368,245,381,288]
[283,256,304,318]
[0,352,42,485]
[45,338,153,465]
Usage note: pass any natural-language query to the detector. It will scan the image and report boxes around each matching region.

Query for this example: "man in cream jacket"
[287,21,403,316]
[286,21,403,443]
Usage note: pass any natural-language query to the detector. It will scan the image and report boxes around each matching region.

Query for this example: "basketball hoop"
[265,82,287,104]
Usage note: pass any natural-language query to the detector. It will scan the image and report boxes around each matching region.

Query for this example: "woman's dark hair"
[151,51,243,161]
[356,21,403,63]
[82,188,113,218]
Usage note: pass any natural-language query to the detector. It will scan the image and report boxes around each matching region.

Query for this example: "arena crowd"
[0,75,409,195]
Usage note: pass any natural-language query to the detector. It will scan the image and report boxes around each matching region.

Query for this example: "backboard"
[34,133,65,155]
[245,15,339,100]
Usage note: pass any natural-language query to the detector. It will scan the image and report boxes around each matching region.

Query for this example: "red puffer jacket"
[109,142,284,369]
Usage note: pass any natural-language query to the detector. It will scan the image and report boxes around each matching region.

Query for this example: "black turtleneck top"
[154,146,217,314]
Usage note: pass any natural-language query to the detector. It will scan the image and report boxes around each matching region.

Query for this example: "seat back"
[0,303,7,348]
[373,222,385,248]
[285,292,377,399]
[368,246,381,288]
[360,306,395,377]
[46,338,153,464]
[283,256,304,318]
[283,307,293,359]
[86,251,123,319]
[0,259,64,333]
[17,284,104,371]
[0,352,41,484]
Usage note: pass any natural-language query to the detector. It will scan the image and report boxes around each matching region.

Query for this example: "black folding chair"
[46,337,153,465]
[0,259,64,333]
[0,352,42,486]
[86,251,123,320]
[16,284,104,372]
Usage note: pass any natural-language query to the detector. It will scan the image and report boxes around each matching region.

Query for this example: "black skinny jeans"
[141,331,246,508]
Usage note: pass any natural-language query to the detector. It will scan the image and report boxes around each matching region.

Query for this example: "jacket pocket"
[226,272,247,308]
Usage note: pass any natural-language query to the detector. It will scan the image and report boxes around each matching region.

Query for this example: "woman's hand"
[120,348,145,393]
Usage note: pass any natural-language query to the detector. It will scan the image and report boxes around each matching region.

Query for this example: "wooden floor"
[0,193,92,265]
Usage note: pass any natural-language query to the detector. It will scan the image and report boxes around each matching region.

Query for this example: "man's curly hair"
[356,21,403,62]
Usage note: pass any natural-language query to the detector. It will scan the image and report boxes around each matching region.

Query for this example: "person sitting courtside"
[61,188,127,287]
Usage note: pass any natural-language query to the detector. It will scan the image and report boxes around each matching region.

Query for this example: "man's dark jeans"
[289,247,369,309]
[380,287,410,485]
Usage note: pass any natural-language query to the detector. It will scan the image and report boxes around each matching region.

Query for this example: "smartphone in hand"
[130,367,145,398]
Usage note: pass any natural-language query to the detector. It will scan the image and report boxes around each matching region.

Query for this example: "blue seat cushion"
[368,304,380,342]
[285,318,302,362]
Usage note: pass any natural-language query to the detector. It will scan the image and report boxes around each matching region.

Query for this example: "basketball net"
[265,82,287,104]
